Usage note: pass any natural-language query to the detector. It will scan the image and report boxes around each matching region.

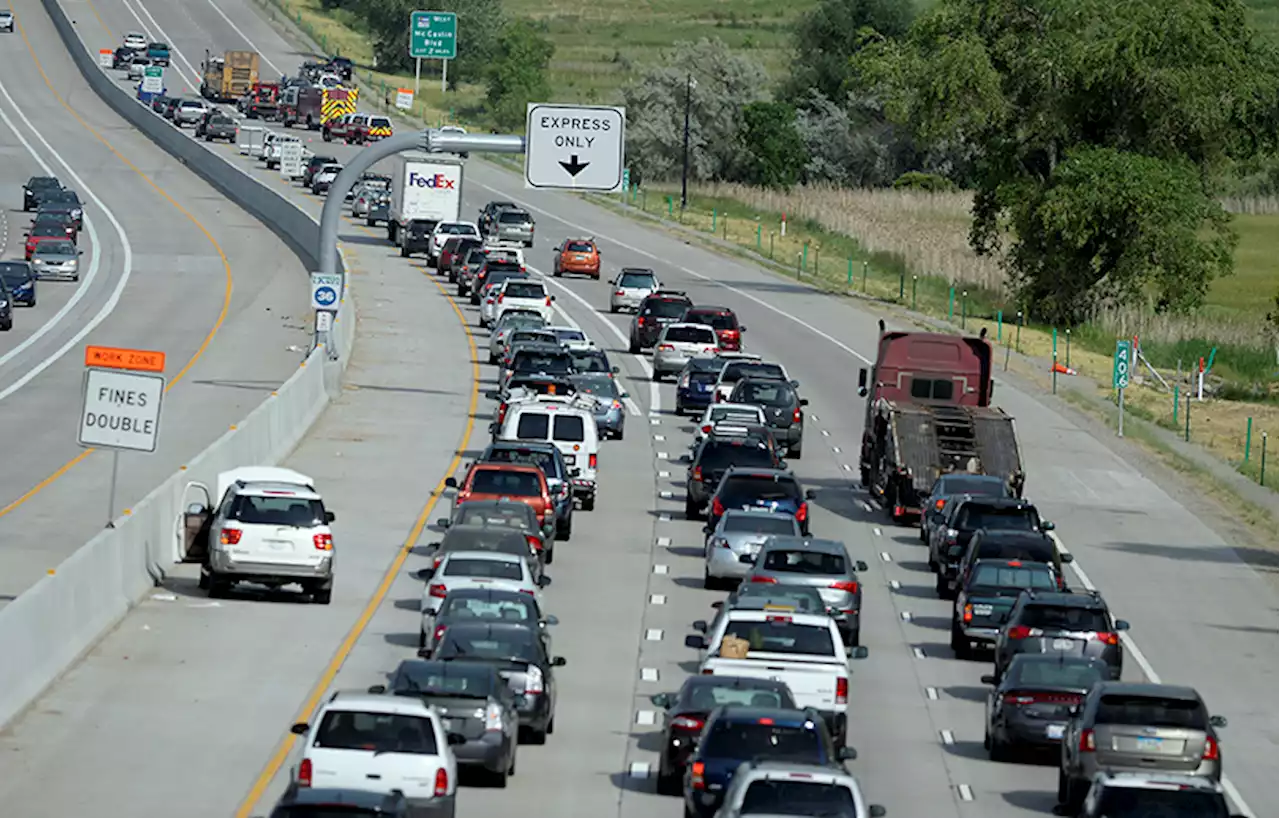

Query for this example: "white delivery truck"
[386,152,464,249]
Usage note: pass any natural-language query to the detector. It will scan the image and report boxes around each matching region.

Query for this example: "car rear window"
[514,412,550,440]
[642,299,689,318]
[1010,660,1106,688]
[511,331,556,346]
[442,595,536,622]
[969,563,1056,591]
[228,495,325,526]
[938,475,1011,497]
[710,407,763,424]
[313,710,438,755]
[513,352,573,375]
[957,505,1038,532]
[1095,788,1227,818]
[683,683,790,710]
[1019,604,1111,632]
[735,381,795,407]
[722,515,798,536]
[390,661,497,697]
[486,448,558,478]
[565,241,594,253]
[1097,694,1208,729]
[569,350,609,373]
[436,630,539,662]
[619,271,655,288]
[438,223,473,235]
[369,117,391,128]
[974,540,1055,563]
[702,720,823,759]
[722,362,786,383]
[442,557,523,580]
[689,370,719,386]
[441,530,528,557]
[468,469,541,496]
[485,261,522,273]
[453,503,536,529]
[552,328,587,343]
[688,311,738,330]
[504,282,546,300]
[552,414,586,442]
[762,549,846,575]
[722,618,836,656]
[499,211,531,224]
[741,780,855,815]
[719,475,801,505]
[664,326,717,344]
[697,442,777,472]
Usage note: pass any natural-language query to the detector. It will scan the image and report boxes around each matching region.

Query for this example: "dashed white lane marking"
[656,537,671,547]
[658,470,671,478]
[636,710,656,726]
[653,564,669,575]
[957,784,974,802]
[628,761,652,778]
[649,594,666,605]
[939,729,955,745]
[809,414,819,422]
[889,580,901,590]
[650,417,660,425]
[645,629,663,641]
[926,687,939,700]
[912,647,926,659]
[657,451,670,460]
[821,429,830,437]
[659,490,673,499]
[832,446,841,453]
[654,434,666,442]
[900,611,913,622]
[658,513,671,522]
[860,501,874,513]
[873,527,882,537]
[640,667,659,682]
[842,464,852,471]
[879,551,892,562]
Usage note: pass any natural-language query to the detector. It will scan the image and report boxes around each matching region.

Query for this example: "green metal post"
[1004,332,1012,371]
[1015,311,1023,353]
[861,261,868,292]
[756,224,762,249]
[1065,329,1072,369]
[1052,327,1058,358]
[997,310,1003,342]
[1052,351,1059,394]
[814,245,819,276]
[796,249,804,278]
[712,209,717,233]
[642,189,647,211]
[961,291,968,330]
[1173,385,1179,424]
[948,286,955,320]
[911,276,917,310]
[801,242,809,273]
[769,232,775,260]
[1244,417,1253,463]
[1261,433,1268,485]
[1184,393,1191,442]
[847,258,853,287]
[667,196,673,217]
[723,216,728,240]
[898,271,905,301]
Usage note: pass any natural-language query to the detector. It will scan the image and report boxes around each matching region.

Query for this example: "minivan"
[495,400,599,511]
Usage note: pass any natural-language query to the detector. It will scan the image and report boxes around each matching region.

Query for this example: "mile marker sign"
[524,103,625,192]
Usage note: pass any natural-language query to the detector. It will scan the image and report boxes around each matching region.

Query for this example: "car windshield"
[499,315,545,333]
[688,311,738,330]
[552,415,586,442]
[469,469,541,497]
[28,178,60,189]
[35,240,75,255]
[504,282,545,300]
[762,549,846,575]
[975,539,1055,563]
[619,271,655,288]
[485,262,523,275]
[0,264,30,285]
[1095,788,1228,817]
[442,596,536,624]
[957,506,1038,532]
[438,222,474,235]
[569,350,610,373]
[938,475,1011,497]
[513,352,573,375]
[313,710,438,755]
[228,495,325,526]
[1019,605,1111,632]
[721,619,836,656]
[664,326,717,344]
[1009,659,1106,688]
[32,224,65,236]
[436,630,539,662]
[321,165,342,173]
[719,476,800,505]
[698,442,777,472]
[485,448,559,479]
[642,299,689,318]
[441,557,524,581]
[441,529,528,556]
[723,362,786,383]
[710,407,763,425]
[390,661,497,697]
[552,328,587,343]
[1097,695,1209,729]
[454,503,536,529]
[740,780,856,816]
[734,585,827,613]
[571,374,618,397]
[180,101,202,108]
[510,379,572,397]
[969,563,1057,592]
[565,241,594,253]
[736,381,796,407]
[701,721,823,760]
[499,211,531,224]
[723,515,799,536]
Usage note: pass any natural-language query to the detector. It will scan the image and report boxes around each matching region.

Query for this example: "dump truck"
[238,81,280,119]
[857,321,1024,523]
[200,49,259,103]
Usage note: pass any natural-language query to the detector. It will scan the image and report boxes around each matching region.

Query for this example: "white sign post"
[280,140,304,178]
[524,103,626,192]
[142,65,164,94]
[79,367,166,526]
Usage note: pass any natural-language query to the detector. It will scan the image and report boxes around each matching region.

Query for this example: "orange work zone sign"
[84,345,166,373]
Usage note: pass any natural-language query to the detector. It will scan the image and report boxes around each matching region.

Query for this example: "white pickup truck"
[686,609,867,747]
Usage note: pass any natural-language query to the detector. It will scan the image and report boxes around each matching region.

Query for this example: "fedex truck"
[387,153,465,246]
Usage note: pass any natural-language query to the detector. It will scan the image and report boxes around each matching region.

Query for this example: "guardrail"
[0,0,357,729]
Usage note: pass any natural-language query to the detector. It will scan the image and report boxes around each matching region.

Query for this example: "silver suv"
[488,208,535,246]
[1079,772,1244,818]
[715,760,886,818]
[743,536,869,647]
[1058,682,1228,813]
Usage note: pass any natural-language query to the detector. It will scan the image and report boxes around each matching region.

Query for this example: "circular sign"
[314,286,338,306]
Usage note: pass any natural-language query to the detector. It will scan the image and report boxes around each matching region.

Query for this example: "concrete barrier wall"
[0,0,358,729]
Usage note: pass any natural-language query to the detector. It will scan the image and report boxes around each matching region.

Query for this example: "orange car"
[444,463,552,527]
[552,237,601,279]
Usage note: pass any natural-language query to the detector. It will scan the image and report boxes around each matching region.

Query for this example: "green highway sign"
[1113,339,1132,389]
[410,11,457,60]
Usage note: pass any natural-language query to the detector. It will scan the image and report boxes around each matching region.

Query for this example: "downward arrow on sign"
[559,155,590,177]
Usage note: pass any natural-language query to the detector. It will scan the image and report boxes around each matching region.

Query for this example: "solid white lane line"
[124,0,202,92]
[635,710,656,726]
[203,0,286,75]
[645,629,663,641]
[649,594,666,605]
[939,729,955,745]
[912,647,926,659]
[653,564,669,575]
[957,784,974,802]
[0,79,131,402]
[640,667,659,682]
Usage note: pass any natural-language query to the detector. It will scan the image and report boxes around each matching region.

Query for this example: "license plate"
[973,604,993,615]
[1136,736,1163,750]
[564,454,576,464]
[266,540,292,550]
[1051,638,1075,651]
[1045,724,1065,740]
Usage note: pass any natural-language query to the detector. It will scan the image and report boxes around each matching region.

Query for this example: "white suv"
[487,278,554,327]
[714,760,885,818]
[420,550,549,624]
[192,467,336,603]
[427,221,479,266]
[290,692,461,816]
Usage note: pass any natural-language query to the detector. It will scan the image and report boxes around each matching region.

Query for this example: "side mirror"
[620,392,630,399]
[837,746,857,761]
[485,390,498,400]
[446,733,466,746]
[413,567,434,581]
[980,674,997,685]
[738,554,755,564]
[324,511,336,523]
[611,366,620,374]
[684,634,706,650]
[854,560,869,572]
[702,524,713,534]
[436,518,451,529]
[650,692,674,709]
[710,601,723,609]
[78,251,85,256]
[186,502,207,515]
[551,656,567,667]
[692,620,708,633]
[790,379,800,388]
[1114,619,1130,631]
[537,575,552,588]
[289,722,309,735]
[739,326,747,333]
[857,367,869,398]
[849,646,869,659]
[367,684,387,694]
[1209,715,1227,728]
[869,807,887,818]
[804,489,817,500]
[799,398,809,406]
[549,296,556,302]
[1040,520,1056,532]
[444,477,458,489]
[1059,552,1074,563]
[544,615,559,626]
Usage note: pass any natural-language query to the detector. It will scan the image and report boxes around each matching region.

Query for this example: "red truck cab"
[857,321,994,412]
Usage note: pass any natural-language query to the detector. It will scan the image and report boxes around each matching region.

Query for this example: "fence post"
[948,286,955,320]
[1243,417,1253,463]
[813,245,819,277]
[1261,433,1268,485]
[1173,384,1179,425]
[711,209,717,233]
[756,223,762,249]
[898,271,905,301]
[666,196,673,217]
[861,261,868,292]
[1065,329,1072,369]
[796,249,804,278]
[997,310,1003,342]
[1015,311,1023,353]
[801,242,809,272]
[1184,392,1191,442]
[769,232,775,260]
[1052,350,1059,394]
[911,276,918,310]
[1004,331,1012,371]
[847,258,853,288]
[961,291,968,330]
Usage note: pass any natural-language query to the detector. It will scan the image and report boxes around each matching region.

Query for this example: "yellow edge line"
[0,8,236,520]
[86,0,113,39]
[233,226,480,816]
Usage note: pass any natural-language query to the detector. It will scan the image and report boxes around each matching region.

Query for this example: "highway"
[0,0,1273,816]
[0,0,310,606]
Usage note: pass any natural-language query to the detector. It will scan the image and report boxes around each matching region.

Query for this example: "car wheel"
[544,546,554,566]
[312,584,332,605]
[651,368,663,382]
[685,496,701,520]
[989,734,1011,762]
[703,569,719,591]
[846,627,860,648]
[418,628,427,649]
[934,572,948,597]
[207,572,230,598]
[197,569,210,590]
[557,518,572,541]
[490,764,509,788]
[789,442,802,459]
[546,716,555,735]
[950,621,969,659]
[522,725,548,745]
[366,217,375,226]
[614,426,624,441]
[628,338,640,354]
[655,767,682,796]
[400,244,409,258]
[581,495,596,512]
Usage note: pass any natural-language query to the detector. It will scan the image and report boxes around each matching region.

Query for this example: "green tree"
[783,0,916,103]
[485,21,555,130]
[855,0,1276,324]
[738,102,809,189]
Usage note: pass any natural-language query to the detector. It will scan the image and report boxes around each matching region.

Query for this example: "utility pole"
[680,72,693,211]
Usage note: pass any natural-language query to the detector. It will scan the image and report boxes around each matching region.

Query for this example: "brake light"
[519,588,535,596]
[692,466,703,482]
[701,424,712,434]
[589,453,597,469]
[757,717,775,725]
[497,293,504,303]
[830,581,858,594]
[545,296,552,306]
[750,575,777,584]
[433,624,447,643]
[835,677,848,704]
[1202,735,1219,760]
[658,344,675,351]
[963,603,973,624]
[1079,728,1095,752]
[616,290,625,296]
[297,757,313,786]
[671,715,705,731]
[795,502,808,523]
[219,528,242,545]
[711,497,724,517]
[526,534,543,553]
[428,583,447,598]
[691,761,706,790]
[1094,632,1119,646]
[1006,560,1022,567]
[765,615,792,623]
[793,407,802,423]
[1007,625,1032,640]
[313,533,333,551]
[434,767,449,797]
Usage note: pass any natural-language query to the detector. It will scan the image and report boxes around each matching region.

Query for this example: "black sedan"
[425,621,565,745]
[982,654,1109,760]
[370,659,519,787]
[648,675,796,795]
[22,175,61,211]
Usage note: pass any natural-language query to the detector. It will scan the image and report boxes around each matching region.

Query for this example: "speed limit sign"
[1113,340,1132,389]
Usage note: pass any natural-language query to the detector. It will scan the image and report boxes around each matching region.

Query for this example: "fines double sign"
[79,369,165,452]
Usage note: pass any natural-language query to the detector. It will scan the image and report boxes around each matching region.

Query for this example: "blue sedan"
[570,372,628,440]
[0,261,36,307]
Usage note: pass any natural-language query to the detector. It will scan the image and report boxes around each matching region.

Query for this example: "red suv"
[682,306,745,351]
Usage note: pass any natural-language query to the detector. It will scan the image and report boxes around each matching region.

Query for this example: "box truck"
[200,50,259,103]
[387,153,465,248]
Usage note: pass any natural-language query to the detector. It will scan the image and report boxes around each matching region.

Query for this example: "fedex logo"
[408,172,457,189]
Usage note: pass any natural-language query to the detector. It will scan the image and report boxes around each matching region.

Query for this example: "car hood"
[33,253,77,264]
